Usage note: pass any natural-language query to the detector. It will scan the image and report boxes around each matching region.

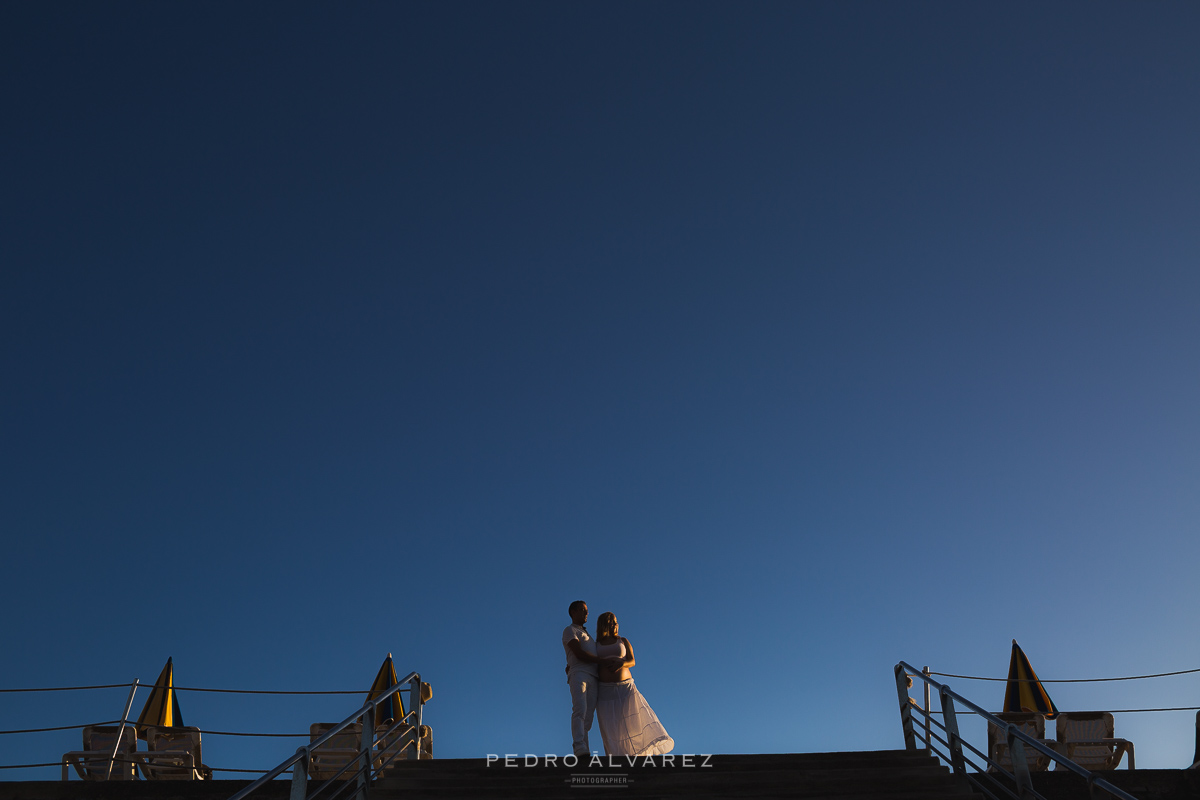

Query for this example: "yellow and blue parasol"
[367,653,405,727]
[1002,640,1058,719]
[136,657,184,738]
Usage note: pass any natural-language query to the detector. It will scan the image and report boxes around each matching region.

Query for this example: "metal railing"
[58,680,142,781]
[229,672,427,800]
[895,661,1139,800]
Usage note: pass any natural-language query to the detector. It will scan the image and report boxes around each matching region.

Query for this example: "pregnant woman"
[594,611,674,756]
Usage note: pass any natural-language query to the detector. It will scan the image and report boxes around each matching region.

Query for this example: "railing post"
[923,667,932,754]
[1193,711,1200,769]
[940,686,966,781]
[396,676,423,759]
[289,748,308,800]
[106,680,139,780]
[357,705,375,800]
[1008,728,1036,799]
[411,676,425,758]
[894,664,916,751]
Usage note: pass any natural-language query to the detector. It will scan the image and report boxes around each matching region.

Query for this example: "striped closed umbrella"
[367,653,405,727]
[1002,640,1058,719]
[136,657,184,738]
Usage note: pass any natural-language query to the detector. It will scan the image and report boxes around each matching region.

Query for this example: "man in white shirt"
[562,599,605,756]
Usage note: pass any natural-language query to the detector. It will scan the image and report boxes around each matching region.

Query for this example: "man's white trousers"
[569,670,599,756]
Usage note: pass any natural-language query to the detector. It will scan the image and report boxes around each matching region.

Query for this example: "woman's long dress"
[595,640,674,757]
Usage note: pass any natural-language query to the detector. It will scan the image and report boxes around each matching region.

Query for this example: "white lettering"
[608,755,619,768]
[662,754,676,766]
[589,754,604,768]
[525,754,538,767]
[682,754,694,767]
[486,754,499,767]
[544,754,558,767]
[563,754,578,768]
[701,754,714,767]
[504,755,516,767]
[643,756,656,767]
[625,755,637,767]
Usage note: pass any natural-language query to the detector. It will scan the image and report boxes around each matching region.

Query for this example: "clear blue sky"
[3,1,1199,778]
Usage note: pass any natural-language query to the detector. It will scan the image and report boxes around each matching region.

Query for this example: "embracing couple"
[562,600,674,757]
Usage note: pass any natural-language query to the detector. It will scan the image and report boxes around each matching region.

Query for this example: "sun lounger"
[987,712,1057,773]
[1053,711,1135,770]
[137,726,212,780]
[61,725,138,781]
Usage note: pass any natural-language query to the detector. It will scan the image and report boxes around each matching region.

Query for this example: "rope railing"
[0,683,370,695]
[929,666,1200,683]
[0,684,135,693]
[8,662,1199,695]
[0,721,123,735]
[922,704,1200,715]
[0,763,295,774]
[173,686,365,695]
[0,723,317,737]
[197,730,310,738]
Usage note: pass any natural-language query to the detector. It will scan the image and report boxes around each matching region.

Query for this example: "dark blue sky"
[3,2,1200,773]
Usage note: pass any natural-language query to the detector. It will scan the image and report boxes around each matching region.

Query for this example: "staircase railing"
[229,672,427,800]
[895,661,1138,800]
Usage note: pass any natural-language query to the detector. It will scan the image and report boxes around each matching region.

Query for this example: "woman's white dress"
[595,640,674,756]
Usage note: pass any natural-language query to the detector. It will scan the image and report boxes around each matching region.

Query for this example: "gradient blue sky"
[3,1,1199,778]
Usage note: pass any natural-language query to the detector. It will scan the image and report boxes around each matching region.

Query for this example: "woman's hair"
[596,612,619,639]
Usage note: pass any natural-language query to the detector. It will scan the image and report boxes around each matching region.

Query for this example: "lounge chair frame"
[987,712,1058,773]
[61,725,139,781]
[1053,711,1135,771]
[137,725,212,780]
